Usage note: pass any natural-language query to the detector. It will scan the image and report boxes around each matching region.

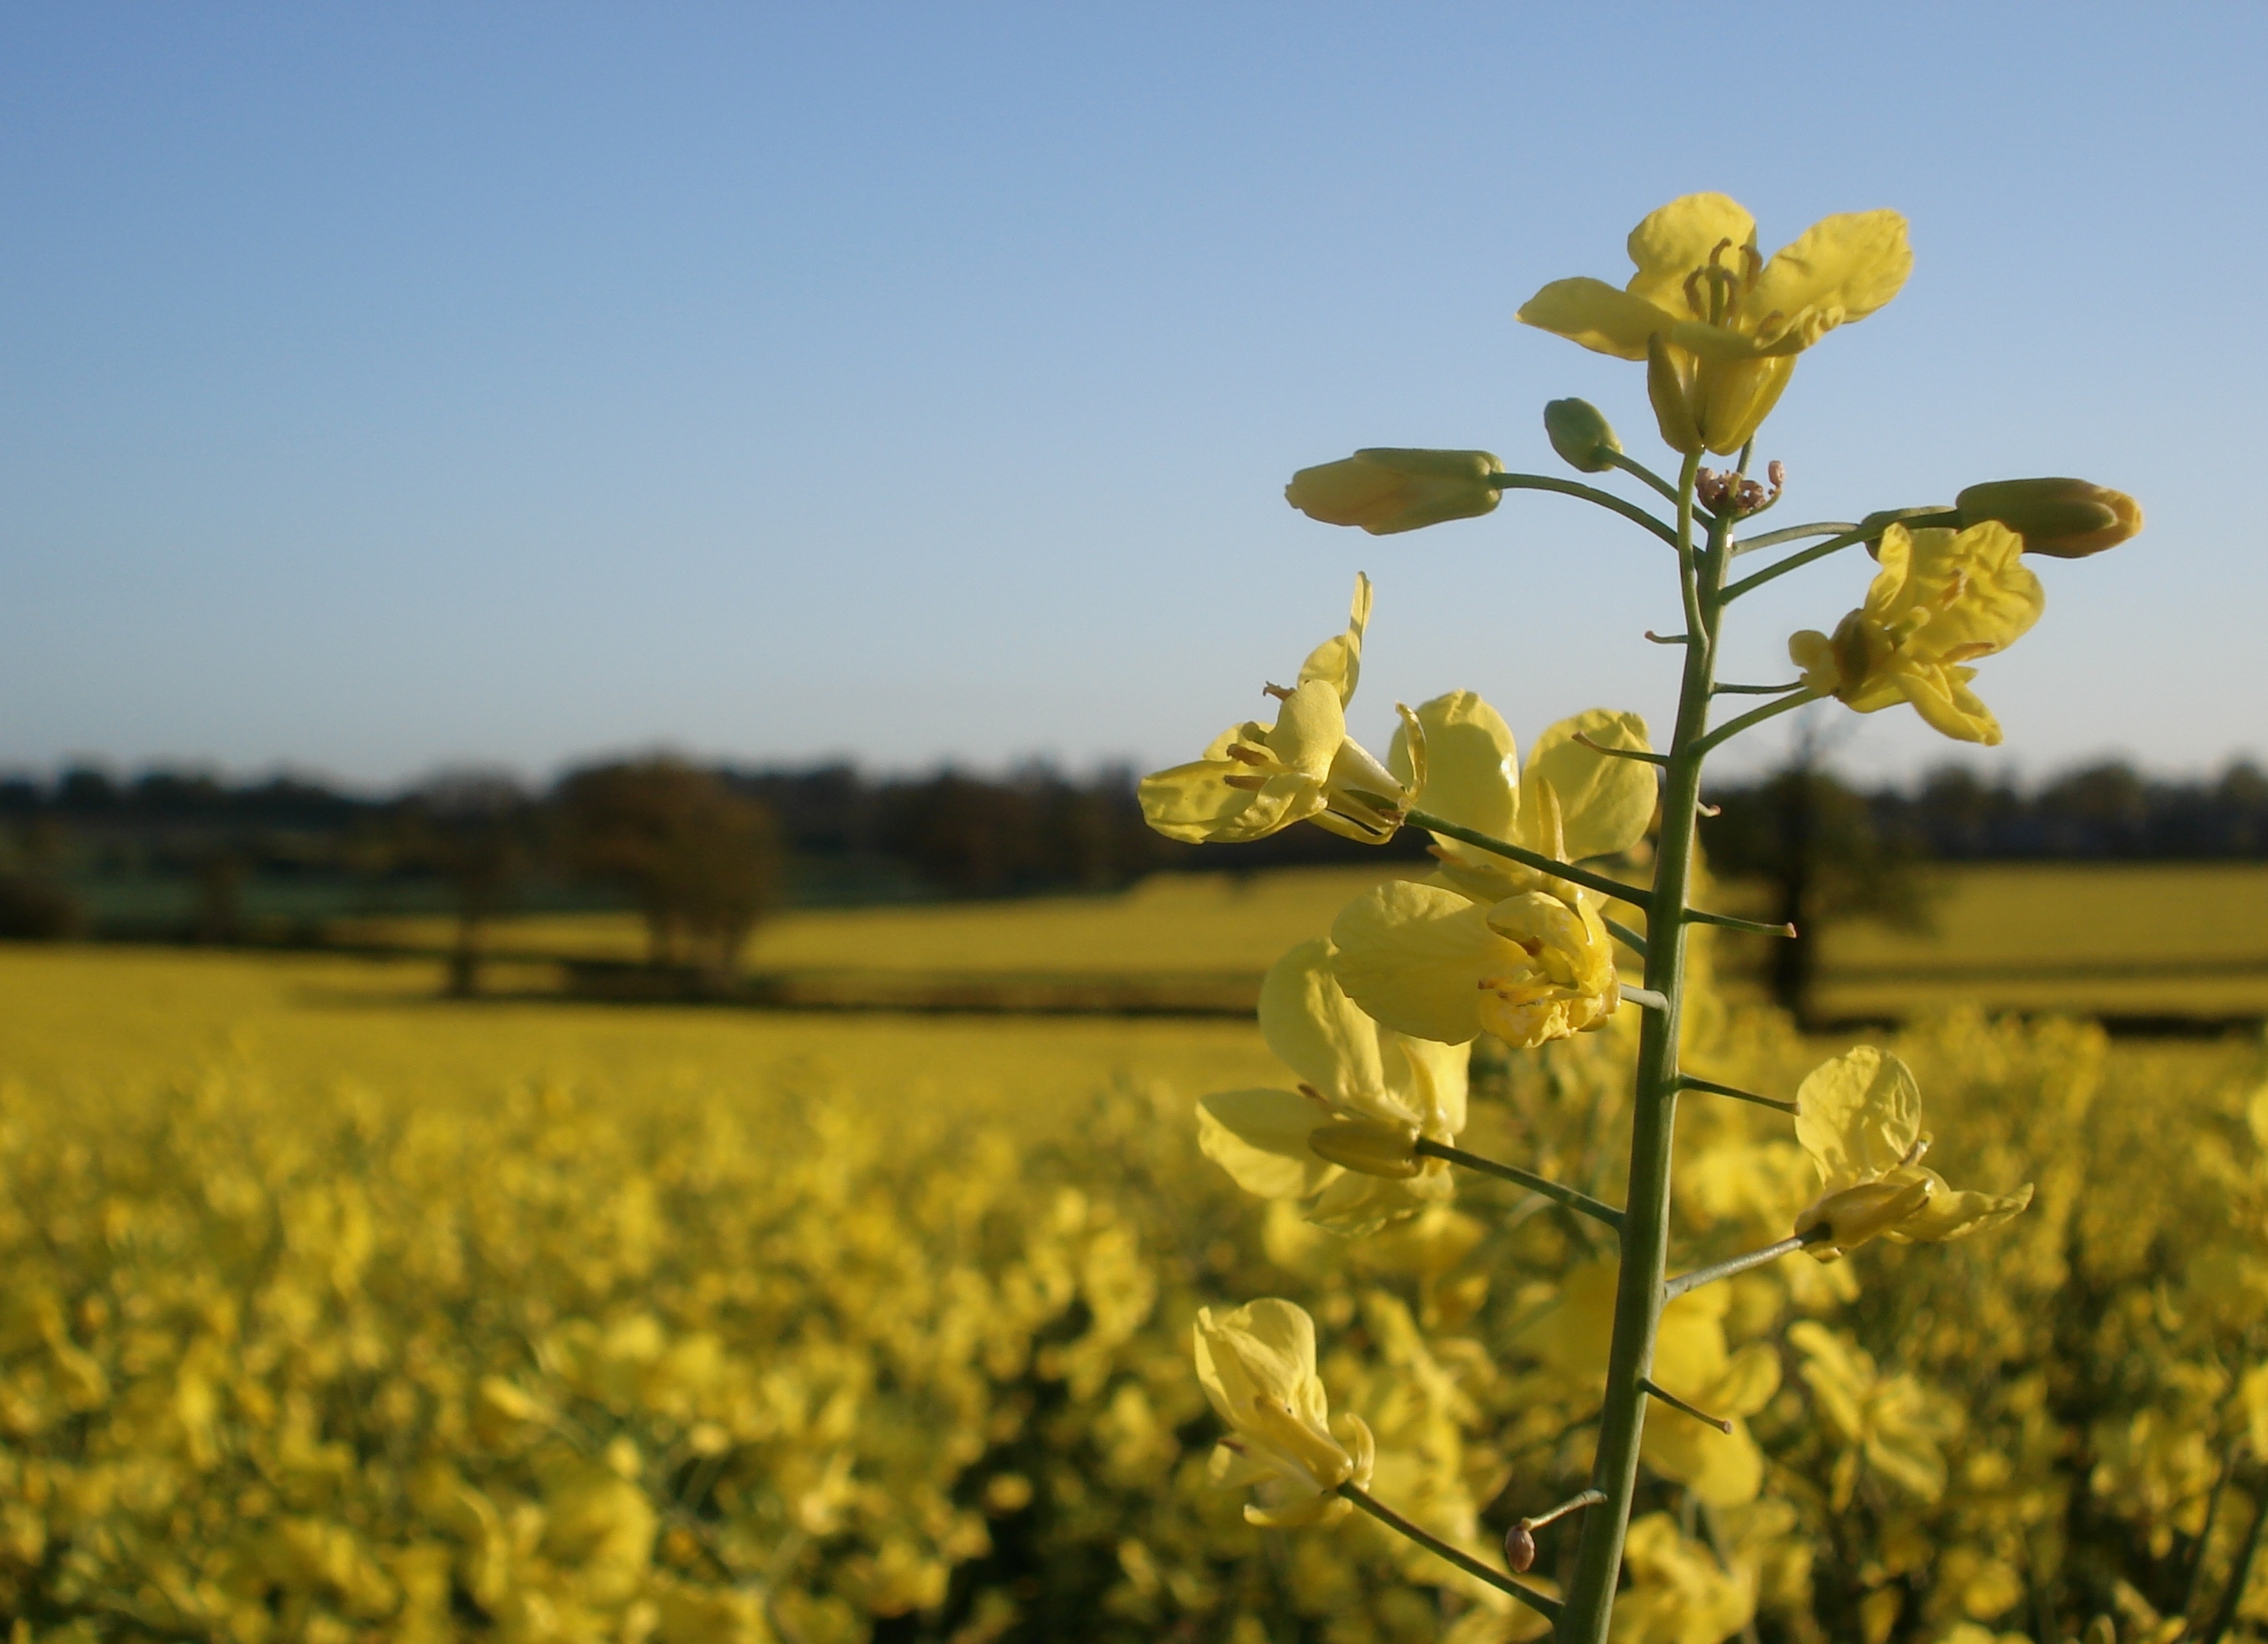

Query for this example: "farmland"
[1,868,2264,1641]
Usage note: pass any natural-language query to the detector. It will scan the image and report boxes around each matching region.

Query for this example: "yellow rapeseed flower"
[1138,574,1417,845]
[1327,695,1651,1048]
[1518,192,1911,455]
[1193,1298,1375,1528]
[1792,1047,2032,1260]
[1788,519,2044,745]
[1197,940,1469,1235]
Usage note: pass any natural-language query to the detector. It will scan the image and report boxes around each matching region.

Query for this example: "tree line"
[5,753,2265,1004]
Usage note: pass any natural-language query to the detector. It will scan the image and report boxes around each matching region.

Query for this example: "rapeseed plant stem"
[1399,809,1651,905]
[2202,1480,2267,1644]
[1338,1482,1563,1620]
[1689,687,1818,758]
[1733,519,1861,555]
[1484,471,1681,547]
[1602,915,1648,959]
[1662,1228,1833,1300]
[1558,456,1725,1641]
[1679,1074,1797,1116]
[1685,909,1797,936]
[1413,1138,1624,1232]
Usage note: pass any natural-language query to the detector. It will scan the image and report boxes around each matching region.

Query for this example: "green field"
[331,860,2268,1026]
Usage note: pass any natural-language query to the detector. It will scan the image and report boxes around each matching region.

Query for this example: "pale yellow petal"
[1742,209,1912,354]
[1625,194,1759,312]
[1390,1033,1470,1140]
[1391,691,1518,842]
[1297,572,1373,707]
[1644,1413,1765,1509]
[1794,1046,1922,1191]
[1331,881,1527,1044]
[1709,1343,1783,1419]
[1695,353,1795,454]
[1520,710,1656,861]
[1257,941,1392,1114]
[1267,679,1346,780]
[1890,660,2004,746]
[1197,1088,1340,1201]
[1889,1171,2033,1244]
[1516,277,1672,362]
[1137,760,1265,843]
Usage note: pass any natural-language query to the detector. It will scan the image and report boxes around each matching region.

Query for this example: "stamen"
[1682,267,1707,319]
[1223,743,1269,766]
[1262,682,1295,702]
[1297,1083,1329,1106]
[1221,774,1269,791]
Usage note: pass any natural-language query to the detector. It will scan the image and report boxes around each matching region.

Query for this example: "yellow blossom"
[1138,573,1417,845]
[1193,1299,1375,1528]
[1608,1514,1758,1644]
[1788,519,2044,745]
[1285,448,1504,535]
[1792,1047,2032,1260]
[1518,192,1910,455]
[1788,1322,1963,1506]
[1327,694,1651,1048]
[1197,939,1469,1235]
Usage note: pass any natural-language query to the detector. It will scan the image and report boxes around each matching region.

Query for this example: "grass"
[331,860,2268,1025]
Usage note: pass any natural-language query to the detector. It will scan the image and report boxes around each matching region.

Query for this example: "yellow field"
[1,917,2263,1641]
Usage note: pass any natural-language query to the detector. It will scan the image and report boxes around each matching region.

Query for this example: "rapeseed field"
[0,934,2261,1642]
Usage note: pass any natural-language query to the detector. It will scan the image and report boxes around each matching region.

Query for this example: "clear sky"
[3,2,2260,791]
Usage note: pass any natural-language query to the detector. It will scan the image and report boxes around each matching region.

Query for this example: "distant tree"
[0,819,81,941]
[398,772,532,996]
[556,759,782,986]
[1701,728,1933,1029]
[192,847,246,944]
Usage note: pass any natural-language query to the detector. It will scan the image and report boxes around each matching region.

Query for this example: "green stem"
[1602,915,1648,959]
[1486,472,1679,547]
[1603,451,1682,506]
[1338,1483,1562,1620]
[1662,1228,1830,1300]
[1557,458,1726,1641]
[1731,520,1860,556]
[2202,1480,2265,1644]
[1414,1138,1624,1232]
[1720,506,1958,602]
[1678,1074,1796,1116]
[1689,688,1818,759]
[1401,809,1651,905]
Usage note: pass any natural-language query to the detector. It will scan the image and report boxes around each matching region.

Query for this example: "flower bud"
[1543,399,1622,474]
[1285,448,1503,536]
[1954,477,2143,559]
[1504,1522,1537,1573]
[1305,1118,1423,1179]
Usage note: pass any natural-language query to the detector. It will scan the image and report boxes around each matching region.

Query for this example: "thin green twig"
[1663,1227,1831,1299]
[1402,809,1650,904]
[1680,1075,1796,1116]
[1732,520,1861,556]
[1487,472,1678,547]
[1414,1138,1624,1233]
[1690,688,1817,759]
[1338,1483,1562,1620]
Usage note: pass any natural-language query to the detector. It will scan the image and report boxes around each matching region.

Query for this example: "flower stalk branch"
[1338,1483,1563,1620]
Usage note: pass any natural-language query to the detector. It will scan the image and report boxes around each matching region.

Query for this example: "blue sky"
[2,2,2259,789]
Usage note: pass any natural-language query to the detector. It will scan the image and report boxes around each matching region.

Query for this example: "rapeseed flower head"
[1792,1047,2032,1260]
[1193,1298,1375,1527]
[1327,694,1652,1048]
[1518,192,1911,454]
[1198,939,1469,1235]
[1139,574,1418,846]
[1788,519,2043,745]
[1285,448,1504,535]
[1956,476,2143,559]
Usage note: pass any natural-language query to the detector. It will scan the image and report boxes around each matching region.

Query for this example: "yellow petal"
[1709,1342,1784,1419]
[1197,1089,1340,1201]
[1392,690,1518,842]
[1889,659,2004,746]
[1625,193,1758,314]
[1794,1047,1923,1191]
[1258,941,1391,1111]
[1889,1170,2033,1244]
[1138,759,1270,843]
[1265,678,1346,781]
[1330,881,1527,1044]
[1694,353,1795,454]
[1520,710,1655,861]
[1306,1164,1451,1235]
[1485,890,1612,995]
[1516,277,1672,361]
[1297,572,1373,706]
[1741,209,1912,355]
[1643,1411,1765,1509]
